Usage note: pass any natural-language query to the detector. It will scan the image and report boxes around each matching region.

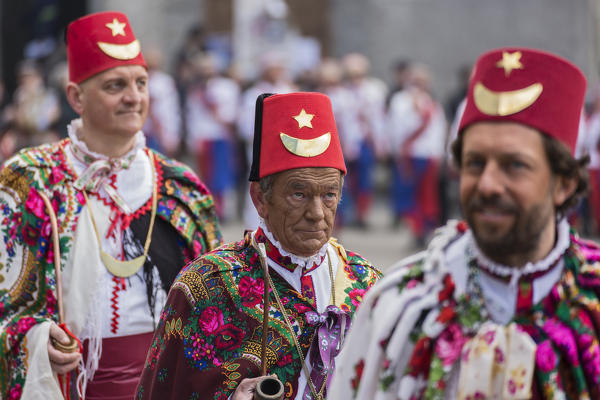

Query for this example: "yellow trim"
[329,238,350,307]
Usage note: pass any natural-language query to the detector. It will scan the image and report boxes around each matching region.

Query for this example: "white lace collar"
[257,218,330,270]
[469,218,570,286]
[67,118,146,163]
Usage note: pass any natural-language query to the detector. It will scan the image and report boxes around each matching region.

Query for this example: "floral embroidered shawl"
[0,139,222,399]
[135,232,381,400]
[329,220,600,400]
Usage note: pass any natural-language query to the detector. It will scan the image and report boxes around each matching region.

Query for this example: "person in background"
[12,59,60,148]
[340,52,387,229]
[330,47,600,399]
[0,11,222,399]
[185,53,240,220]
[386,64,447,243]
[143,46,183,158]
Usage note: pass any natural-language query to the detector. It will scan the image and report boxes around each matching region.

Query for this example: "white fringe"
[75,271,107,399]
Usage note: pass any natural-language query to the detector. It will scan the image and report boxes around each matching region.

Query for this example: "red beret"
[458,48,586,154]
[249,92,346,181]
[66,11,146,83]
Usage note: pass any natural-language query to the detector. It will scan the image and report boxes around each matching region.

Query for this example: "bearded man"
[330,48,600,399]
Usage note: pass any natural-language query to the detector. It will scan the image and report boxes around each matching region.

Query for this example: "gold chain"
[257,239,335,400]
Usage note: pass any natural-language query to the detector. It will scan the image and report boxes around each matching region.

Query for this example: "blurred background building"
[2,0,600,98]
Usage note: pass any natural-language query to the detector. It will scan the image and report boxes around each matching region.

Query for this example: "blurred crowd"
[3,25,600,243]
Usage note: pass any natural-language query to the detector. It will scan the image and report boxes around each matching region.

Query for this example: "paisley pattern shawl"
[0,139,222,399]
[136,232,381,400]
[329,221,600,400]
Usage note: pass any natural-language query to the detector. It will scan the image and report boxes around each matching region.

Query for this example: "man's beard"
[464,194,553,264]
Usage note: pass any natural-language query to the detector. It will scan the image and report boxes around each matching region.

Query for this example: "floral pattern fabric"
[0,139,222,399]
[329,220,600,400]
[136,232,381,400]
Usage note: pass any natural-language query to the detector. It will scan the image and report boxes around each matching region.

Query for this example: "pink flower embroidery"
[49,167,65,184]
[483,329,496,345]
[406,279,419,289]
[24,190,45,219]
[76,191,86,205]
[17,317,36,335]
[579,334,600,383]
[238,276,264,308]
[189,334,215,360]
[536,340,557,372]
[294,303,312,314]
[348,288,366,307]
[46,289,57,316]
[465,391,485,400]
[199,307,224,334]
[435,323,466,367]
[494,346,505,364]
[542,319,579,365]
[8,383,22,400]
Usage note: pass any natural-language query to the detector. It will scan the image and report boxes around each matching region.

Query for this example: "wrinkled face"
[459,122,566,262]
[76,65,149,137]
[253,167,342,257]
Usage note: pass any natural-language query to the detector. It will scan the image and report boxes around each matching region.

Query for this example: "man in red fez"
[137,92,381,400]
[0,11,222,400]
[330,48,600,399]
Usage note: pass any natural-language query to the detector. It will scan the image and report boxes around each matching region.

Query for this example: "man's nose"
[476,162,505,196]
[122,83,142,103]
[305,197,325,220]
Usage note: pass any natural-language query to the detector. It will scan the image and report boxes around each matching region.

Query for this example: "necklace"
[63,144,158,277]
[255,238,335,400]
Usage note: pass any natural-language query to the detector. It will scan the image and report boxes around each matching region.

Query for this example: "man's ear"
[553,175,578,207]
[65,82,84,115]
[249,182,268,219]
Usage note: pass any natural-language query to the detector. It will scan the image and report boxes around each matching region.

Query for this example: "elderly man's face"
[459,122,573,264]
[252,167,342,257]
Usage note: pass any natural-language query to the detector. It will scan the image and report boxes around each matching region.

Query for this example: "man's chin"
[293,237,328,257]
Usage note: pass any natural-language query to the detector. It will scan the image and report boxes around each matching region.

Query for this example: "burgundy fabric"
[458,47,586,154]
[83,331,154,399]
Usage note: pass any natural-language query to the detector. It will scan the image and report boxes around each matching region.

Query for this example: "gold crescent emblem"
[280,132,331,157]
[473,81,543,116]
[97,39,141,60]
[101,250,146,278]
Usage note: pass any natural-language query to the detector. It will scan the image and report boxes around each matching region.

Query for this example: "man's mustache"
[466,196,518,214]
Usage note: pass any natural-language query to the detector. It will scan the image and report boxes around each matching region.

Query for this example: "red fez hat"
[66,11,146,83]
[249,92,346,181]
[458,47,586,154]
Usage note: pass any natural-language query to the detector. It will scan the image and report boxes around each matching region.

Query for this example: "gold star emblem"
[106,18,126,37]
[496,51,523,76]
[293,109,314,129]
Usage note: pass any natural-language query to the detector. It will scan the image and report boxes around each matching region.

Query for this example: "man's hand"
[47,322,81,374]
[232,375,279,400]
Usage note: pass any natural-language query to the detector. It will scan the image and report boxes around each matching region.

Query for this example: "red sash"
[83,331,153,399]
